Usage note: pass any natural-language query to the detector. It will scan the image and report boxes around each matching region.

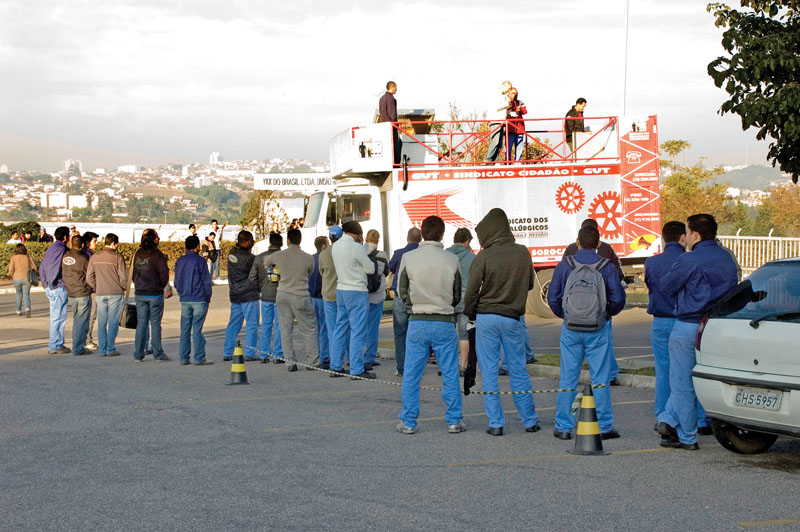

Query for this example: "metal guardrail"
[718,235,800,277]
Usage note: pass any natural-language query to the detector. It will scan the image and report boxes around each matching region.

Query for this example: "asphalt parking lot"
[2,288,799,531]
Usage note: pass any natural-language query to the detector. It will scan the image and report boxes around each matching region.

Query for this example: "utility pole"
[622,0,630,116]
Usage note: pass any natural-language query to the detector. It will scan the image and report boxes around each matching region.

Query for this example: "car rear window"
[710,261,800,323]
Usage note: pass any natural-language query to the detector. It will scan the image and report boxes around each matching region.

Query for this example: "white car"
[693,257,800,454]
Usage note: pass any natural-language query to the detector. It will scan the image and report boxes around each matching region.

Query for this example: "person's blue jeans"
[651,317,675,420]
[501,315,535,370]
[659,320,704,444]
[135,296,165,360]
[607,320,620,380]
[323,300,341,363]
[506,133,524,161]
[45,286,68,351]
[179,302,208,363]
[331,290,369,375]
[223,300,259,358]
[392,297,410,374]
[14,278,31,313]
[476,314,539,429]
[555,321,614,433]
[211,256,220,279]
[399,320,463,429]
[69,295,92,355]
[312,297,329,364]
[96,295,124,355]
[365,301,383,364]
[259,300,283,360]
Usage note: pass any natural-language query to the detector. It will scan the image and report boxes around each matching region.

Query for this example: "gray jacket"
[398,241,461,322]
[249,246,281,302]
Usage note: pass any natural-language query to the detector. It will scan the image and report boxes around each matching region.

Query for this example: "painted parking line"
[737,518,800,528]
[261,400,654,433]
[448,447,670,467]
[134,387,398,409]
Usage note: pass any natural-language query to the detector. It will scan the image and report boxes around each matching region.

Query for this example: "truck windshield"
[304,192,324,227]
[710,261,800,323]
[339,194,371,223]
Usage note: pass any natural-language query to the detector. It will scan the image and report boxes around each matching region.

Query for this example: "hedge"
[1,241,235,280]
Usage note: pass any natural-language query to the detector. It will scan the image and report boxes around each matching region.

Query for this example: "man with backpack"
[249,232,285,364]
[364,229,389,371]
[548,225,626,440]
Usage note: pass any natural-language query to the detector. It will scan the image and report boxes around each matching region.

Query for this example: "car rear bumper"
[693,366,800,438]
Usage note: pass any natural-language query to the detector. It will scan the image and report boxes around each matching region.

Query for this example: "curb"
[0,286,45,295]
[377,348,655,389]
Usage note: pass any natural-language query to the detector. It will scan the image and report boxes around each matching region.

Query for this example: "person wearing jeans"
[388,227,421,376]
[8,243,35,317]
[318,226,344,367]
[39,226,71,354]
[330,221,375,379]
[249,232,284,363]
[61,235,93,355]
[364,229,388,369]
[87,233,127,357]
[396,215,464,435]
[222,231,259,361]
[308,236,330,368]
[132,229,170,362]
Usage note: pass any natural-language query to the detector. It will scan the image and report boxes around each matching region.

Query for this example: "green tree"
[756,184,800,236]
[95,193,114,223]
[707,1,800,183]
[239,190,288,240]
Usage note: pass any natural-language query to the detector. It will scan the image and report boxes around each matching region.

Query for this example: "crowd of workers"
[9,208,738,446]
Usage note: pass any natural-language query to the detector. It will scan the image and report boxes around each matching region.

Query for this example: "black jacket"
[228,245,258,303]
[132,248,169,296]
[463,208,534,320]
[564,106,584,143]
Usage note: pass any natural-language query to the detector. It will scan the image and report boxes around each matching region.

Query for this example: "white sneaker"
[396,422,416,435]
[448,421,467,434]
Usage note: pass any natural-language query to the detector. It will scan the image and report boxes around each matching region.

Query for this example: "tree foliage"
[755,183,800,236]
[239,190,289,240]
[707,1,800,183]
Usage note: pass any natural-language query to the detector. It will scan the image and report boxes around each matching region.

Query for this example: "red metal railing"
[390,115,619,168]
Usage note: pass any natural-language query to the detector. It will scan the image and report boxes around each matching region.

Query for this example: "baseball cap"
[329,225,343,239]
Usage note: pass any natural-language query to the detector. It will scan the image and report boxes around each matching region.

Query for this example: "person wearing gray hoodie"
[463,208,540,436]
[446,228,475,371]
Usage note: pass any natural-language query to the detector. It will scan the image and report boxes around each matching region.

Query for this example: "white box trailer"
[256,114,663,317]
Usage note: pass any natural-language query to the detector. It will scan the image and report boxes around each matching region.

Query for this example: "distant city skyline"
[0,0,772,172]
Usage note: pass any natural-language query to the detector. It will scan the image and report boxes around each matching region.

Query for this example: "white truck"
[255,112,663,317]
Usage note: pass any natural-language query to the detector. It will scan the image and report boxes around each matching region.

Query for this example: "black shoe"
[527,358,537,364]
[193,361,214,366]
[371,361,381,366]
[486,427,504,436]
[313,363,330,370]
[654,422,659,432]
[364,363,374,371]
[223,356,232,361]
[329,368,346,378]
[459,370,465,377]
[609,378,620,386]
[273,358,285,364]
[244,356,257,362]
[524,424,541,433]
[181,361,191,366]
[288,364,298,372]
[498,368,508,376]
[660,439,699,450]
[553,430,572,440]
[697,426,713,436]
[260,358,269,364]
[656,422,678,441]
[437,370,441,376]
[601,430,620,440]
[681,442,700,450]
[351,372,376,380]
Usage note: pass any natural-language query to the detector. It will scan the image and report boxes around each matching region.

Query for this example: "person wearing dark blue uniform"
[309,236,330,369]
[657,214,738,450]
[548,225,626,440]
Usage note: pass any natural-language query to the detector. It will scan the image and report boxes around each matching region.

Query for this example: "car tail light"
[695,312,711,351]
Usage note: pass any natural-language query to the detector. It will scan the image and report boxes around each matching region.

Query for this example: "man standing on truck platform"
[656,214,738,450]
[565,97,587,155]
[379,81,401,166]
[485,81,513,162]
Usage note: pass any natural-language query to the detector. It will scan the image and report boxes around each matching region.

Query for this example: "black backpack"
[367,250,388,293]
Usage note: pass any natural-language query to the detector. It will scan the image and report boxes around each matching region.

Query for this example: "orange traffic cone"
[227,343,250,385]
[568,384,607,456]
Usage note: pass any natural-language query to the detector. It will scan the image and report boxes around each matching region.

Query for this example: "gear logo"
[555,182,585,214]
[588,191,623,239]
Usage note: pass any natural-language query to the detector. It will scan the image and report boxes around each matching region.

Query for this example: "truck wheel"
[711,420,778,454]
[527,268,556,318]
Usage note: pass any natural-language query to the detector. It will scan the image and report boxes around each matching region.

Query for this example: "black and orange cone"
[568,384,607,456]
[227,342,250,385]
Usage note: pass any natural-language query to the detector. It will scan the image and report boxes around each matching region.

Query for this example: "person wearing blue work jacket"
[548,224,626,441]
[464,208,540,436]
[222,231,259,362]
[308,235,330,370]
[389,227,422,376]
[319,226,345,369]
[657,214,737,450]
[396,216,464,435]
[330,221,376,380]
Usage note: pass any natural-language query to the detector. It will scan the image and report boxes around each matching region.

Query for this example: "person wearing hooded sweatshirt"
[249,232,285,363]
[132,229,170,362]
[464,208,540,436]
[548,225,626,441]
[446,228,475,372]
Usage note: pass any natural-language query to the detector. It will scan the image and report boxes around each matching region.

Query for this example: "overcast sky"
[0,0,771,171]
